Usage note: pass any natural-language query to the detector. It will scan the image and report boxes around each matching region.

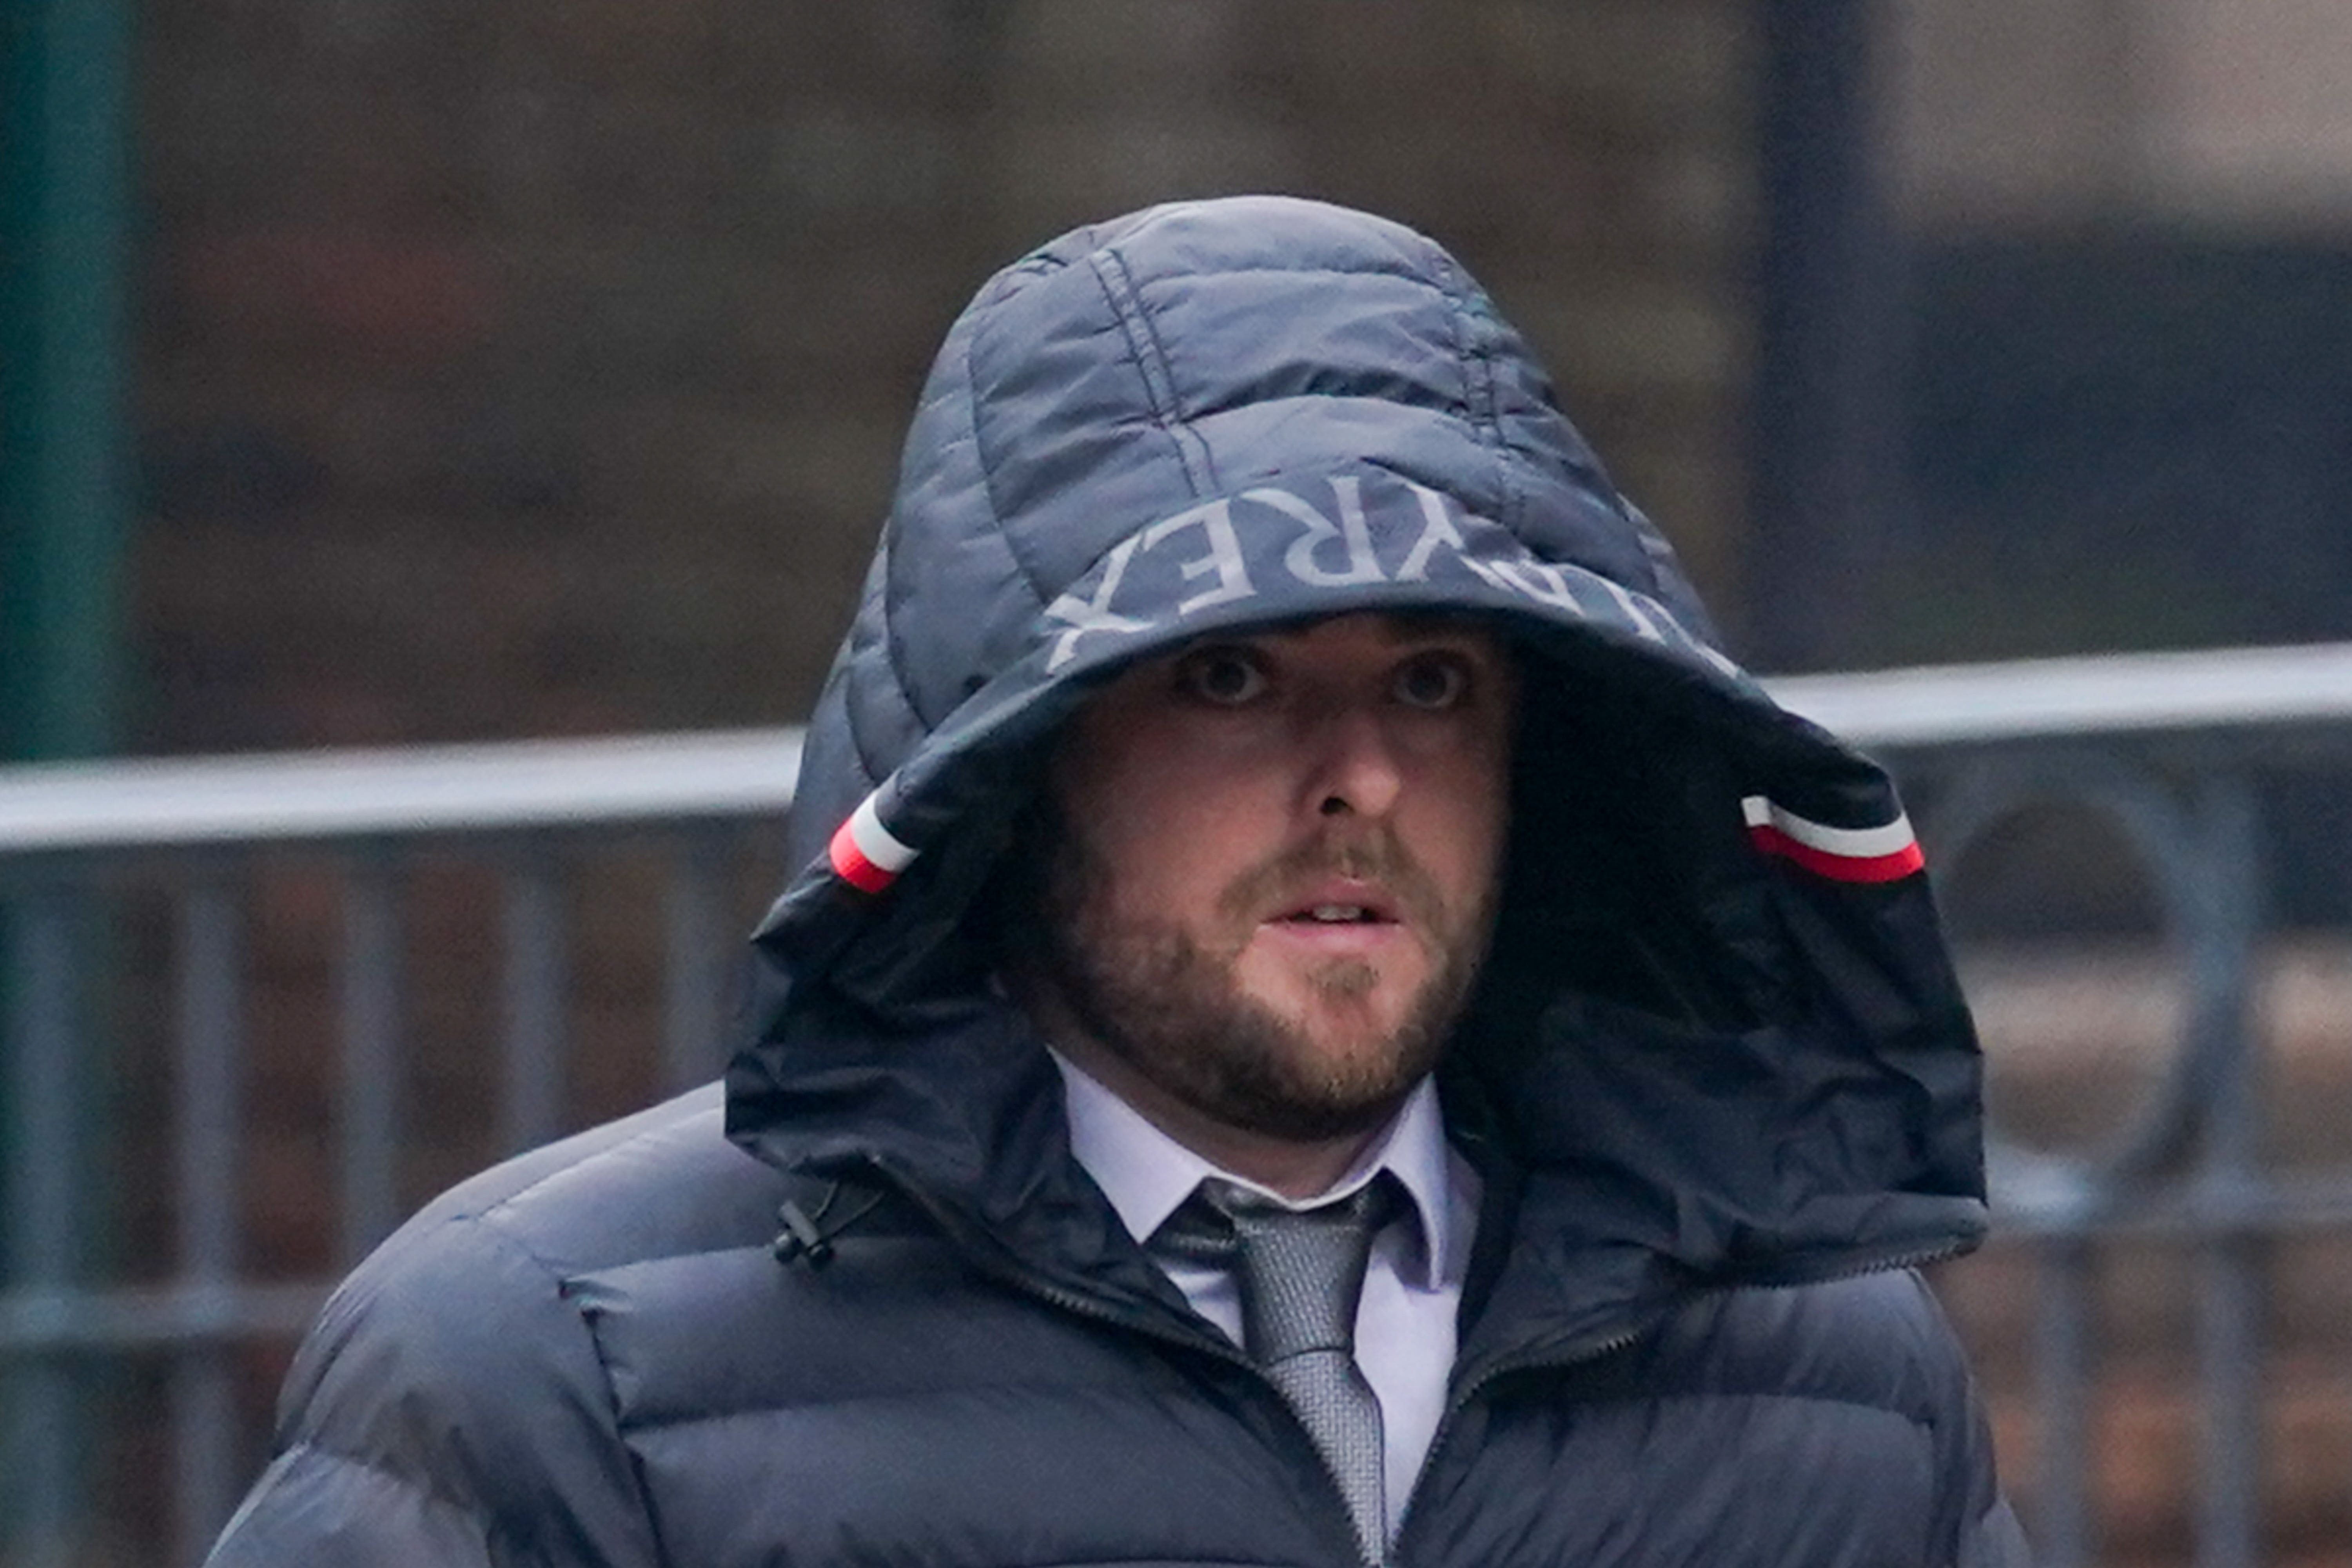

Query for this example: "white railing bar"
[6,641,2352,854]
[0,1281,328,1354]
[1768,640,2352,748]
[0,728,805,853]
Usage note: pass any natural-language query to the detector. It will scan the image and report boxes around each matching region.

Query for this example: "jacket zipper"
[1388,1235,1973,1564]
[1388,1303,1673,1561]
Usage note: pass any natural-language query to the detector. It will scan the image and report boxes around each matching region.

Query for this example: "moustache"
[1215,830,1452,933]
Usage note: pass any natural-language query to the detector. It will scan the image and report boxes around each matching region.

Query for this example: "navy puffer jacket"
[209,197,2028,1567]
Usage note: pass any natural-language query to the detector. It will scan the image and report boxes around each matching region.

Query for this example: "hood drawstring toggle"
[771,1183,884,1268]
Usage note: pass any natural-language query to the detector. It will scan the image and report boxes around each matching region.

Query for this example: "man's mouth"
[1265,878,1404,928]
[1282,904,1389,925]
[1254,889,1411,970]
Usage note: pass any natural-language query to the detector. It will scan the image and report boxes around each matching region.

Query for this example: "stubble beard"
[1033,827,1495,1143]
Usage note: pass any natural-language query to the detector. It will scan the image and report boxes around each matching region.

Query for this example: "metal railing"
[4,645,2351,1565]
[0,730,800,1568]
[1779,642,2352,1568]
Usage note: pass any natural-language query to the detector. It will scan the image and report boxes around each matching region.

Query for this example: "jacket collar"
[725,983,1986,1363]
[1054,1053,1468,1290]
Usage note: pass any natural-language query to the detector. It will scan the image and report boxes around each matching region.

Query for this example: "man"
[210,196,2027,1566]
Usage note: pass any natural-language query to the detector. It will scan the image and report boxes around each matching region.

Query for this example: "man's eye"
[1393,653,1471,710]
[1178,649,1268,706]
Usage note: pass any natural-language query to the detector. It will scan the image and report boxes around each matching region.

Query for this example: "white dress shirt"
[1053,1052,1479,1535]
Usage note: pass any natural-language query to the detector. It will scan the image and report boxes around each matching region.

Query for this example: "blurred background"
[5,0,2352,1563]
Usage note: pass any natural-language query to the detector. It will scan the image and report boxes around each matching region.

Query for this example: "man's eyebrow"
[1160,613,1506,660]
[1372,614,1505,646]
[1252,613,1504,644]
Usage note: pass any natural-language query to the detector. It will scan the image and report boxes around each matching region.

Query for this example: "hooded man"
[209,196,2028,1568]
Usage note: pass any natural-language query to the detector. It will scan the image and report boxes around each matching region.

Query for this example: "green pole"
[2,0,134,761]
[2,0,134,1560]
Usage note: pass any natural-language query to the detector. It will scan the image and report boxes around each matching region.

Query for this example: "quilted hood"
[728,196,1988,1290]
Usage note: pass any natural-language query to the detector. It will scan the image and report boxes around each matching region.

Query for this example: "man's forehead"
[1176,608,1507,650]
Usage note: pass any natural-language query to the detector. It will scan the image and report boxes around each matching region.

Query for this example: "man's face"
[1030,612,1516,1143]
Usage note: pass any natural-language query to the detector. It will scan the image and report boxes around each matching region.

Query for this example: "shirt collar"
[1052,1050,1463,1287]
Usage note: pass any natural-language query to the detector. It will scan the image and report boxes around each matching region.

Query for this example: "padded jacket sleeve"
[204,1211,660,1568]
[206,1445,500,1568]
[1914,1272,2034,1568]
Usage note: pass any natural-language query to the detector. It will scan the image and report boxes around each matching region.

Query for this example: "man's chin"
[1177,1043,1425,1143]
[1101,986,1441,1146]
[1223,1013,1445,1128]
[1033,886,1479,1148]
[1237,946,1427,1016]
[1254,1011,1421,1077]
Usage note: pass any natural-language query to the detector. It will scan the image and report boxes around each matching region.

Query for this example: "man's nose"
[1304,702,1405,820]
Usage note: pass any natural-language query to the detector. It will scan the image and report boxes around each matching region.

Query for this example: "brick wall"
[132,0,1757,757]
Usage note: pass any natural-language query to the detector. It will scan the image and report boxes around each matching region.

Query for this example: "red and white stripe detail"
[828,792,918,894]
[1740,795,1924,884]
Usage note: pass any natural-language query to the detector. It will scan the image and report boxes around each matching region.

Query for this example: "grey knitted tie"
[1165,1176,1398,1566]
